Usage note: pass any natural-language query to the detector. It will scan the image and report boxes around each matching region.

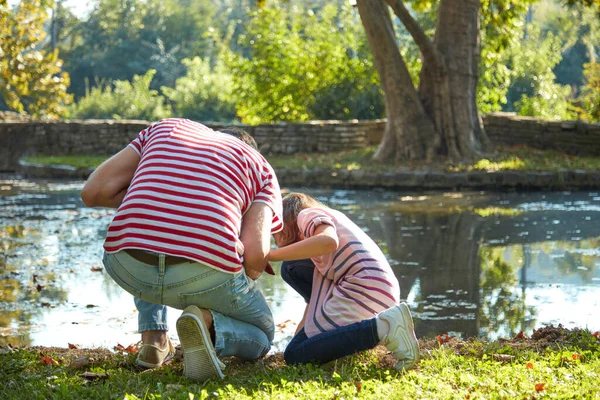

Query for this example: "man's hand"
[245,269,262,281]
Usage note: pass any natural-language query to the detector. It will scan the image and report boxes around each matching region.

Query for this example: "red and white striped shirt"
[104,118,283,273]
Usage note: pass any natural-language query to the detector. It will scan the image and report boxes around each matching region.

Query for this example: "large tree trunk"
[357,0,440,162]
[419,0,488,159]
[357,0,489,162]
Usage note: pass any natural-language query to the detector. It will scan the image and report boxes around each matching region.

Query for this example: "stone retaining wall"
[0,119,375,171]
[482,113,600,156]
[16,162,600,190]
[1,114,600,172]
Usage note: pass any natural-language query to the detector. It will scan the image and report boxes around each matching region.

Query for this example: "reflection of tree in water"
[536,239,600,282]
[364,196,600,339]
[0,223,69,346]
[479,246,536,338]
[367,210,485,339]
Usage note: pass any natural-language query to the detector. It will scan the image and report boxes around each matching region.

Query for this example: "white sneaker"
[378,302,419,371]
[176,305,225,381]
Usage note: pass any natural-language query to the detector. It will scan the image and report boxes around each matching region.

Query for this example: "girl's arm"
[268,225,338,262]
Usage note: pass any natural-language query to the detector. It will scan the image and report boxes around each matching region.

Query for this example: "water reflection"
[1,180,599,349]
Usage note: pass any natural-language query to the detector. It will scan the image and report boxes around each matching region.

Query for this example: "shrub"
[162,57,237,123]
[68,70,171,121]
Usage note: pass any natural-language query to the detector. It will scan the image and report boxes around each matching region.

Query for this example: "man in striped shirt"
[81,118,283,381]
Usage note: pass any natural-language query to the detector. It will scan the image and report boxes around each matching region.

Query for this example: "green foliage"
[60,0,217,97]
[0,0,72,119]
[477,0,535,113]
[506,25,576,120]
[535,0,600,92]
[68,70,171,121]
[162,57,237,123]
[227,1,382,124]
[581,62,600,122]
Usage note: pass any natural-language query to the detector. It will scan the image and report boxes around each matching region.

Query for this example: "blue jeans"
[281,259,381,364]
[284,319,380,365]
[103,250,274,360]
[280,259,315,303]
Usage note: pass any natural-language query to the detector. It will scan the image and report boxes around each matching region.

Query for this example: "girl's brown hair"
[278,192,327,246]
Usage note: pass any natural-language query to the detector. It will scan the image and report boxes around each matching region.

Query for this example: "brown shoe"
[136,339,175,369]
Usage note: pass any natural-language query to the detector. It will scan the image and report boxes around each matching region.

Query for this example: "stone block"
[526,171,558,189]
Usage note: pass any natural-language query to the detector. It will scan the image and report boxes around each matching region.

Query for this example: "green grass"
[267,145,600,172]
[2,329,599,399]
[22,155,108,169]
[23,145,600,173]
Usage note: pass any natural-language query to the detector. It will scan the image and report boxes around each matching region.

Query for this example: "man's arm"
[81,147,140,208]
[240,202,273,280]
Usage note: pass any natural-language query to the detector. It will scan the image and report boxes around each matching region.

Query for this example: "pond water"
[1,178,599,352]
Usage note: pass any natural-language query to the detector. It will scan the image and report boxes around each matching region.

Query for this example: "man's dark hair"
[219,127,259,151]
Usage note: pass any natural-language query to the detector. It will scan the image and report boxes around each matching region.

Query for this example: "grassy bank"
[2,326,599,399]
[22,145,600,173]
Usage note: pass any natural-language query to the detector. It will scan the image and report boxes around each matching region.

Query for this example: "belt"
[124,249,191,266]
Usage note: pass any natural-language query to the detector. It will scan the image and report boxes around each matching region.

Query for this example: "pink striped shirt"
[104,118,283,273]
[299,208,400,338]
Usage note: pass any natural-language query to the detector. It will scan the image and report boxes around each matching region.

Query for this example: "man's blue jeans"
[103,250,274,360]
[281,259,380,364]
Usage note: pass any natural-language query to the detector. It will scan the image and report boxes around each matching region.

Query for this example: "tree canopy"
[1,0,599,134]
[0,0,72,119]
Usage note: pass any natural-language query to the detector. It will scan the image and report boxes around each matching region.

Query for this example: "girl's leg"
[284,318,379,365]
[280,259,315,303]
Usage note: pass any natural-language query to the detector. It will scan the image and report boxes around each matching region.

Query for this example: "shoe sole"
[395,303,420,371]
[176,308,224,381]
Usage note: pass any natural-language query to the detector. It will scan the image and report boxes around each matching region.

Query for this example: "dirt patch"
[2,325,597,372]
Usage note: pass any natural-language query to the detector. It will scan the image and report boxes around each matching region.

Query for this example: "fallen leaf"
[40,356,54,365]
[526,362,534,369]
[514,331,525,340]
[69,356,90,369]
[90,267,103,272]
[124,344,138,354]
[80,372,108,381]
[41,302,51,307]
[68,343,80,349]
[276,319,295,329]
[535,383,546,392]
[436,333,452,344]
[36,284,44,292]
[114,343,138,354]
[354,381,362,392]
[492,354,515,363]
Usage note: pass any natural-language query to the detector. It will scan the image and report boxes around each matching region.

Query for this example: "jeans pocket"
[230,272,258,309]
[103,252,143,298]
[178,276,239,313]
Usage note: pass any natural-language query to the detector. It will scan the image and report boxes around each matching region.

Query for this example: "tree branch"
[384,0,440,65]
